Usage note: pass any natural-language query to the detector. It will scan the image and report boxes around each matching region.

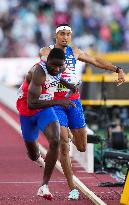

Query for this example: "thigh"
[44,121,60,143]
[67,99,86,129]
[20,115,39,141]
[37,107,59,133]
[71,127,87,152]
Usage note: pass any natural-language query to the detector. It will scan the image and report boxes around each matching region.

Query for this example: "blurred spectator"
[0,0,129,57]
[110,20,122,51]
[97,24,111,52]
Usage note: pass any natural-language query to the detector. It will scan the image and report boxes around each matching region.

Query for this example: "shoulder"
[31,64,46,84]
[39,47,51,60]
[70,45,84,59]
[40,46,51,54]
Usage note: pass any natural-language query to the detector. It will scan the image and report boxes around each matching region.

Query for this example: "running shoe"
[37,184,53,200]
[68,189,79,200]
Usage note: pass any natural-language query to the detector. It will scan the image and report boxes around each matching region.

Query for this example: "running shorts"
[54,98,86,129]
[20,107,59,141]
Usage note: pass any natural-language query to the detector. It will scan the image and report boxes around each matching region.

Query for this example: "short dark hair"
[56,23,70,28]
[47,48,65,61]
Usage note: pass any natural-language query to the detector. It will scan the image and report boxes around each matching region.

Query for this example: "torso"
[47,45,80,100]
[16,61,60,116]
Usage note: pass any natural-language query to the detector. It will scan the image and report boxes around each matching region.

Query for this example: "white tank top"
[39,61,61,99]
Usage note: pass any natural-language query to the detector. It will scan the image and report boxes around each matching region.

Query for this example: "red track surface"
[0,104,94,205]
[0,103,123,205]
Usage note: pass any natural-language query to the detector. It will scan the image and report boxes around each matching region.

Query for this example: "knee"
[49,136,60,150]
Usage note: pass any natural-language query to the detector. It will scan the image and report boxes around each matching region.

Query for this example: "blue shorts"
[54,99,86,129]
[20,107,59,141]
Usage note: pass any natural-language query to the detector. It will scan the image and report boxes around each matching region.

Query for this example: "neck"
[55,43,67,51]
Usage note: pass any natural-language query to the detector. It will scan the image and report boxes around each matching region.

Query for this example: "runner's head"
[47,48,66,76]
[55,24,72,47]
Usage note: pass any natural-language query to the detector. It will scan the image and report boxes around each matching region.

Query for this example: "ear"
[69,39,71,44]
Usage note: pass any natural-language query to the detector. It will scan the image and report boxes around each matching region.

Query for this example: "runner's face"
[47,59,65,76]
[56,30,72,47]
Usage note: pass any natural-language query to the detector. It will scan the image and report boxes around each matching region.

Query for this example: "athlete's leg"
[24,140,44,166]
[60,126,75,190]
[33,108,61,186]
[70,127,87,152]
[20,114,44,166]
[25,140,40,160]
[68,99,87,152]
[43,121,60,185]
[53,105,76,192]
[20,108,60,199]
[37,122,60,199]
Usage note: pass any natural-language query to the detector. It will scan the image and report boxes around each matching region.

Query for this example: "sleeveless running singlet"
[53,46,80,100]
[16,61,60,116]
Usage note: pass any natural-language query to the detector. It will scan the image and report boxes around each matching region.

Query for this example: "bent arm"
[60,78,79,93]
[60,78,74,89]
[27,65,61,109]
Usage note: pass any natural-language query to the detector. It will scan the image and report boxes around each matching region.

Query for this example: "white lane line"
[0,108,21,134]
[0,107,107,205]
[0,181,41,184]
[0,180,66,184]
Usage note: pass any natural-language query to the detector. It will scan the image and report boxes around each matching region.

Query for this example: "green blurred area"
[93,127,129,176]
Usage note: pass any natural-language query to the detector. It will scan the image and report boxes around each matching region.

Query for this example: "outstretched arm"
[74,47,125,86]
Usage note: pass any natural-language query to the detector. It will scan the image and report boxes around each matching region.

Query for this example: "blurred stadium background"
[0,0,129,179]
[0,0,129,55]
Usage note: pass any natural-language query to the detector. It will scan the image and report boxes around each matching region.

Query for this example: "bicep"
[28,81,42,99]
[28,67,45,100]
[78,52,96,64]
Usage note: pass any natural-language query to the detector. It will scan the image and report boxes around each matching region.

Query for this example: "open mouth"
[62,41,67,44]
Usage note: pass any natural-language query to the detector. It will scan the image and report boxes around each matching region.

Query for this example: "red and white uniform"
[16,61,60,116]
[49,45,80,100]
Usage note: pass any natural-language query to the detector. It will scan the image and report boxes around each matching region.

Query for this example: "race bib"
[39,93,53,100]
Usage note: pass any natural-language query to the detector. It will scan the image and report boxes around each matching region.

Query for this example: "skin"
[39,30,126,190]
[24,57,75,186]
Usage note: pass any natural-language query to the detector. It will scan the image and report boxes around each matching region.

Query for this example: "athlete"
[16,48,76,200]
[39,24,125,200]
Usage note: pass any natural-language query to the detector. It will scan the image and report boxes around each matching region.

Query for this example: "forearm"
[78,51,125,85]
[93,56,117,72]
[60,78,74,90]
[28,99,61,109]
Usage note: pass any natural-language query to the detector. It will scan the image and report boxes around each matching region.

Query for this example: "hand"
[70,81,81,93]
[58,100,76,108]
[116,69,125,86]
[70,84,79,93]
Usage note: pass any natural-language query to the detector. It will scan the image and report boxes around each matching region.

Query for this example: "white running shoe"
[37,184,53,200]
[68,189,79,200]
